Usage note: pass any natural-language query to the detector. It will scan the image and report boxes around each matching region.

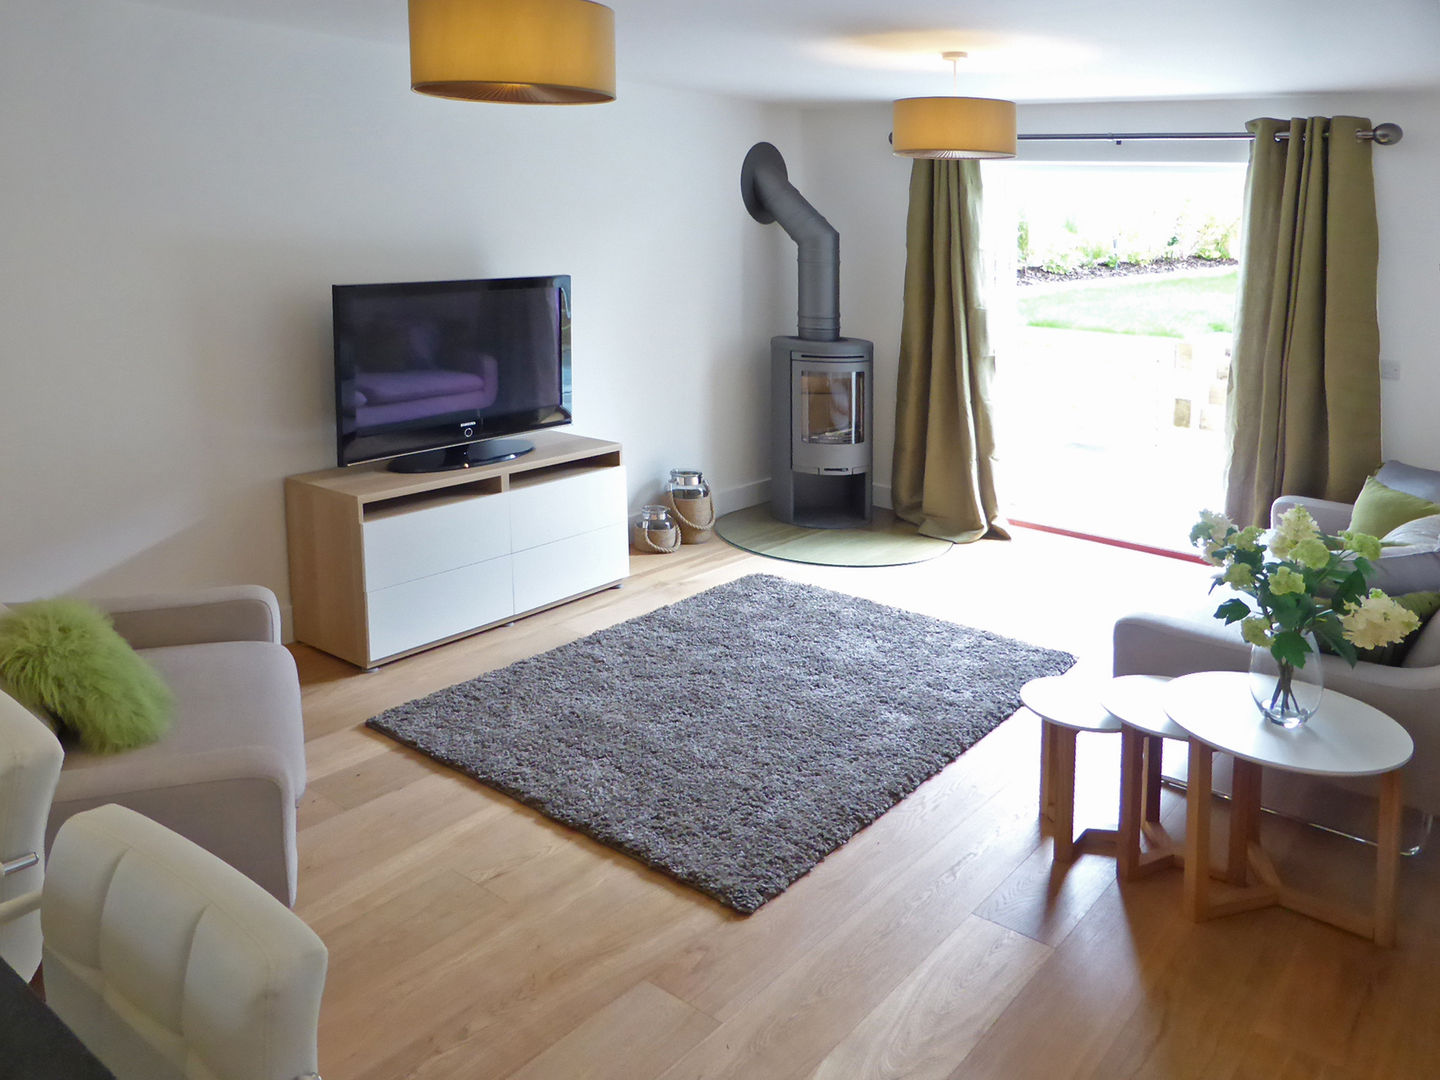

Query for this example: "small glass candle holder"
[631,504,680,554]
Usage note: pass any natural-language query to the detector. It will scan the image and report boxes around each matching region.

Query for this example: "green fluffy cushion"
[0,599,172,752]
[1349,476,1440,538]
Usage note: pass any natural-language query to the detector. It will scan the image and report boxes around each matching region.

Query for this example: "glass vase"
[1248,634,1324,728]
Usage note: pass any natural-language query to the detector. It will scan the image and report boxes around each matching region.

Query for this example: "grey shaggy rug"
[367,574,1075,913]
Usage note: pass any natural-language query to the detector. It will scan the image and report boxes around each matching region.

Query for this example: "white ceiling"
[137,0,1440,104]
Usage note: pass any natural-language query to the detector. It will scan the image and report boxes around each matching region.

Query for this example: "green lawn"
[1018,270,1238,339]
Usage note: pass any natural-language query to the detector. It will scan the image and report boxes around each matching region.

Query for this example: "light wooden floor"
[292,528,1440,1080]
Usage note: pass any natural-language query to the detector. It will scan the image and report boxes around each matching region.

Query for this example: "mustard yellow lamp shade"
[891,97,1017,159]
[409,0,616,104]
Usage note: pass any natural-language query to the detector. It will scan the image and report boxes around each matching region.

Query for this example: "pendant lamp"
[891,52,1016,159]
[409,0,616,104]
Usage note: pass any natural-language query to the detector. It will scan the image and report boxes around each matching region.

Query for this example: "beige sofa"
[1114,470,1440,838]
[0,586,307,906]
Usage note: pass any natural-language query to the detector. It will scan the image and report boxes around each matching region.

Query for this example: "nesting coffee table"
[1163,672,1414,947]
[1022,674,1121,863]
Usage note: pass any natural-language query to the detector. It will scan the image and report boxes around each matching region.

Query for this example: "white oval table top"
[1163,671,1413,778]
[1102,675,1187,740]
[1021,674,1122,733]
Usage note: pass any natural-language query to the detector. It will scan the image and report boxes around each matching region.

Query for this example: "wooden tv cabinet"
[285,430,628,668]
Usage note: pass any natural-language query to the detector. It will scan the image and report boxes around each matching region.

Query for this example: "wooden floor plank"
[504,981,718,1080]
[650,792,1052,1080]
[650,711,1042,1021]
[808,915,1051,1080]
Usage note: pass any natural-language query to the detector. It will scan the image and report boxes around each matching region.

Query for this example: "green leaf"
[1270,593,1309,631]
[1331,568,1368,610]
[1215,599,1251,624]
[1234,548,1264,570]
[1312,616,1358,666]
[1272,630,1312,669]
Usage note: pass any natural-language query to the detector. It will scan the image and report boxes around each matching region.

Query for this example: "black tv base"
[387,438,535,473]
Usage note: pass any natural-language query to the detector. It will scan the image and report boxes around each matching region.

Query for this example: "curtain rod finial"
[1371,122,1403,146]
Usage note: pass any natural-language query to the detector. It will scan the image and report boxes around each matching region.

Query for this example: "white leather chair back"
[41,804,327,1080]
[0,691,64,979]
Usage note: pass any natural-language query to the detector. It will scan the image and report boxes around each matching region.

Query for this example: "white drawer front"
[363,495,510,592]
[512,523,629,614]
[367,557,514,661]
[509,467,626,552]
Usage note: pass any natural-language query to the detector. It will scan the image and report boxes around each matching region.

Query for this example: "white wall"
[797,90,1440,503]
[0,0,799,613]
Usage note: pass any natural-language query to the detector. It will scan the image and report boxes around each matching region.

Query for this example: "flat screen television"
[333,275,572,472]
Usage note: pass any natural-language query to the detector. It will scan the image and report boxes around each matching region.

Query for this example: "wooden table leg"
[1144,734,1164,823]
[1039,719,1056,825]
[1183,740,1213,922]
[1228,758,1262,887]
[1118,727,1144,880]
[1375,769,1403,947]
[1051,725,1078,863]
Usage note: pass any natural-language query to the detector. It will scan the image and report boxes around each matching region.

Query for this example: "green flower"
[1290,537,1331,571]
[1340,590,1422,650]
[1270,506,1319,558]
[1190,510,1233,548]
[1269,565,1306,595]
[1222,562,1255,588]
[1233,526,1265,552]
[1241,616,1273,647]
[1340,530,1382,561]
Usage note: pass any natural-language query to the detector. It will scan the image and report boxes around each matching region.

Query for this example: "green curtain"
[891,160,1006,543]
[1225,116,1382,527]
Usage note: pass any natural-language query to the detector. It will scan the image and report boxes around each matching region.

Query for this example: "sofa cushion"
[1367,515,1440,596]
[0,599,172,753]
[55,640,306,799]
[1376,460,1440,507]
[1348,476,1440,539]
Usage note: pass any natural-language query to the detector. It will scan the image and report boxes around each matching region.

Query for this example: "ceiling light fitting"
[891,51,1016,159]
[409,0,616,105]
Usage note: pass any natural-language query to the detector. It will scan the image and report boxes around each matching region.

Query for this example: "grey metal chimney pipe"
[740,142,839,342]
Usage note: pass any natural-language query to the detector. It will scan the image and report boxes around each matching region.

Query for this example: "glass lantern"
[664,468,715,543]
[631,504,680,554]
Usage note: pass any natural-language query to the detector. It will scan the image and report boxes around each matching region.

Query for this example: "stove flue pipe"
[740,142,839,342]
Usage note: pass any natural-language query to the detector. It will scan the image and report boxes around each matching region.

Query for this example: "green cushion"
[1349,476,1440,538]
[0,599,172,752]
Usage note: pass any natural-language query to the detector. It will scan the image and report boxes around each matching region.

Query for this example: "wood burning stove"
[742,142,875,529]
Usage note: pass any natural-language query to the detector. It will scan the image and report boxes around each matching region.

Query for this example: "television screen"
[333,275,571,468]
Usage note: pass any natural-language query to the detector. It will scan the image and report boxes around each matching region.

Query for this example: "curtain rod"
[1017,123,1402,146]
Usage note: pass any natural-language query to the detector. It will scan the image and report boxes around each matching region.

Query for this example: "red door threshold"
[1008,519,1205,565]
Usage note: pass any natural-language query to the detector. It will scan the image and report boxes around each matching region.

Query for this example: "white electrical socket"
[1381,359,1401,381]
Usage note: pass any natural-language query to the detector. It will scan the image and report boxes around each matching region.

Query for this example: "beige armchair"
[0,693,63,980]
[43,804,327,1080]
[1,586,307,905]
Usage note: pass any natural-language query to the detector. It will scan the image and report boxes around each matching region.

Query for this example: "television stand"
[285,430,627,667]
[387,437,535,473]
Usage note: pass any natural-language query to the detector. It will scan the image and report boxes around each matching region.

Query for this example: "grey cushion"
[1380,514,1440,555]
[1369,514,1440,595]
[1376,461,1440,507]
[56,640,306,798]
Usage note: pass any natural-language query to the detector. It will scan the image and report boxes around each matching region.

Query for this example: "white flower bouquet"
[1191,506,1420,722]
